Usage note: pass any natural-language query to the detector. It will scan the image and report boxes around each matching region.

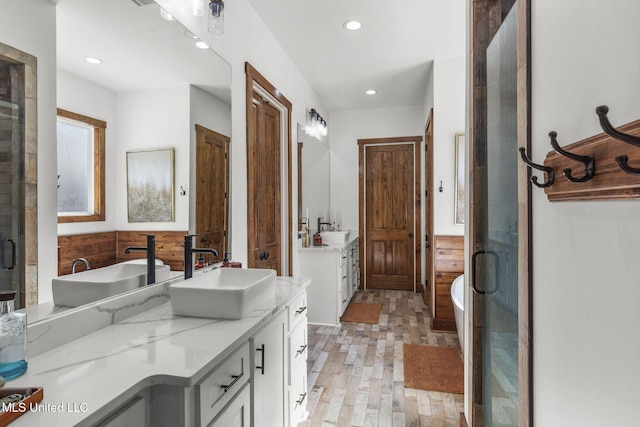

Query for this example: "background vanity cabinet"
[300,237,359,326]
[251,309,287,427]
[348,239,361,302]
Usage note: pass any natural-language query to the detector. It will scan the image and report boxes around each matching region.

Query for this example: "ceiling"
[55,0,465,113]
[56,0,231,104]
[248,0,466,112]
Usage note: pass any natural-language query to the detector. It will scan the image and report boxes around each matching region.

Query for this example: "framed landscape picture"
[126,148,175,222]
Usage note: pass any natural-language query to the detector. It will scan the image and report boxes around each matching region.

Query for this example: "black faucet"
[317,217,331,234]
[124,234,156,285]
[184,234,219,279]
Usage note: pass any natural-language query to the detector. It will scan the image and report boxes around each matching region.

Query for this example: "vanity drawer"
[289,364,308,426]
[288,320,308,377]
[288,291,308,332]
[338,248,348,268]
[197,341,250,426]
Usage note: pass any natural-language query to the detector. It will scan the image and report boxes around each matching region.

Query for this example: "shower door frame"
[467,0,532,426]
[0,43,38,308]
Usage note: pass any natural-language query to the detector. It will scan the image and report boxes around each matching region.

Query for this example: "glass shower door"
[0,99,22,308]
[473,4,519,426]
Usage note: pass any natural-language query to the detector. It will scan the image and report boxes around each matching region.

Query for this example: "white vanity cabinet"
[251,309,287,427]
[300,237,359,326]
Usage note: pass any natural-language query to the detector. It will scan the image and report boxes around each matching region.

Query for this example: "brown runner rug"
[403,344,464,394]
[340,303,382,324]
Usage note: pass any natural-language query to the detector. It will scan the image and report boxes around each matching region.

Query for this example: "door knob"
[259,251,270,260]
[408,233,414,238]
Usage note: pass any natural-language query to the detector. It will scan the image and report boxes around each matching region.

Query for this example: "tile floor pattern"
[298,289,464,427]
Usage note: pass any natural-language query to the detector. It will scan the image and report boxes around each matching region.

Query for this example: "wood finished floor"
[298,289,464,427]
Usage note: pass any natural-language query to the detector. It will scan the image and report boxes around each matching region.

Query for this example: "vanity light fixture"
[85,57,103,64]
[343,20,362,31]
[305,109,328,139]
[195,40,209,49]
[366,89,377,95]
[208,0,225,35]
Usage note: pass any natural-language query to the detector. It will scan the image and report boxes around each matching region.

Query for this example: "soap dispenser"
[0,290,27,380]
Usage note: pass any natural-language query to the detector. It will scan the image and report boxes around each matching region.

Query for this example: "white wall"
[57,70,118,236]
[116,86,190,231]
[432,57,465,236]
[328,106,425,231]
[0,0,57,302]
[532,1,640,425]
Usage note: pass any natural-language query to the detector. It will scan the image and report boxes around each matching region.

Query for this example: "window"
[56,108,106,223]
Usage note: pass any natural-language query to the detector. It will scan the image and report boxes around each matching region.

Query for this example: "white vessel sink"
[320,230,351,245]
[169,268,277,319]
[52,262,171,307]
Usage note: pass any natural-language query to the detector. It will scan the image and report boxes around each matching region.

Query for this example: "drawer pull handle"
[296,344,308,357]
[256,344,265,375]
[220,374,242,393]
[295,306,307,315]
[295,392,307,408]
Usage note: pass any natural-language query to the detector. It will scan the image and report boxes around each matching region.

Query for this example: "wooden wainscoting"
[116,231,187,271]
[58,232,117,276]
[58,230,187,275]
[431,235,464,332]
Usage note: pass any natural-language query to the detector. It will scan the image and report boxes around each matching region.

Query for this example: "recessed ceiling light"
[366,89,377,95]
[195,40,209,49]
[85,57,103,64]
[159,8,175,21]
[343,20,362,31]
[184,30,198,39]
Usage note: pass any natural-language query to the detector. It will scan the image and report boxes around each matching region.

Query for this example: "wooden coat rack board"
[520,106,640,201]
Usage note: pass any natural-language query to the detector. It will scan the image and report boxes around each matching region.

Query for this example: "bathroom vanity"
[299,233,360,326]
[8,271,309,427]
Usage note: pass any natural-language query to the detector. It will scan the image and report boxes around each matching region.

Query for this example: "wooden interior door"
[195,124,229,263]
[424,110,434,305]
[362,141,418,290]
[247,89,281,273]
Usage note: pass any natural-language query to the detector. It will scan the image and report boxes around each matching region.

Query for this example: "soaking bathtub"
[451,274,464,352]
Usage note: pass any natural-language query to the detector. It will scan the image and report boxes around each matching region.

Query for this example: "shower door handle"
[1,239,16,270]
[471,249,499,295]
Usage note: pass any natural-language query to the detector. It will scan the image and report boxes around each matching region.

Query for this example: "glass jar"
[0,290,27,380]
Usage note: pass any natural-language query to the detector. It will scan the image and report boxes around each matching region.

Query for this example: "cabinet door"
[252,309,287,427]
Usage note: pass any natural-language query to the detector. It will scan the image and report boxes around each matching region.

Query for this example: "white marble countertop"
[6,277,309,426]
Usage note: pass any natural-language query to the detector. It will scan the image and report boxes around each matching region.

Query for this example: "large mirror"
[297,124,330,235]
[30,0,231,319]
